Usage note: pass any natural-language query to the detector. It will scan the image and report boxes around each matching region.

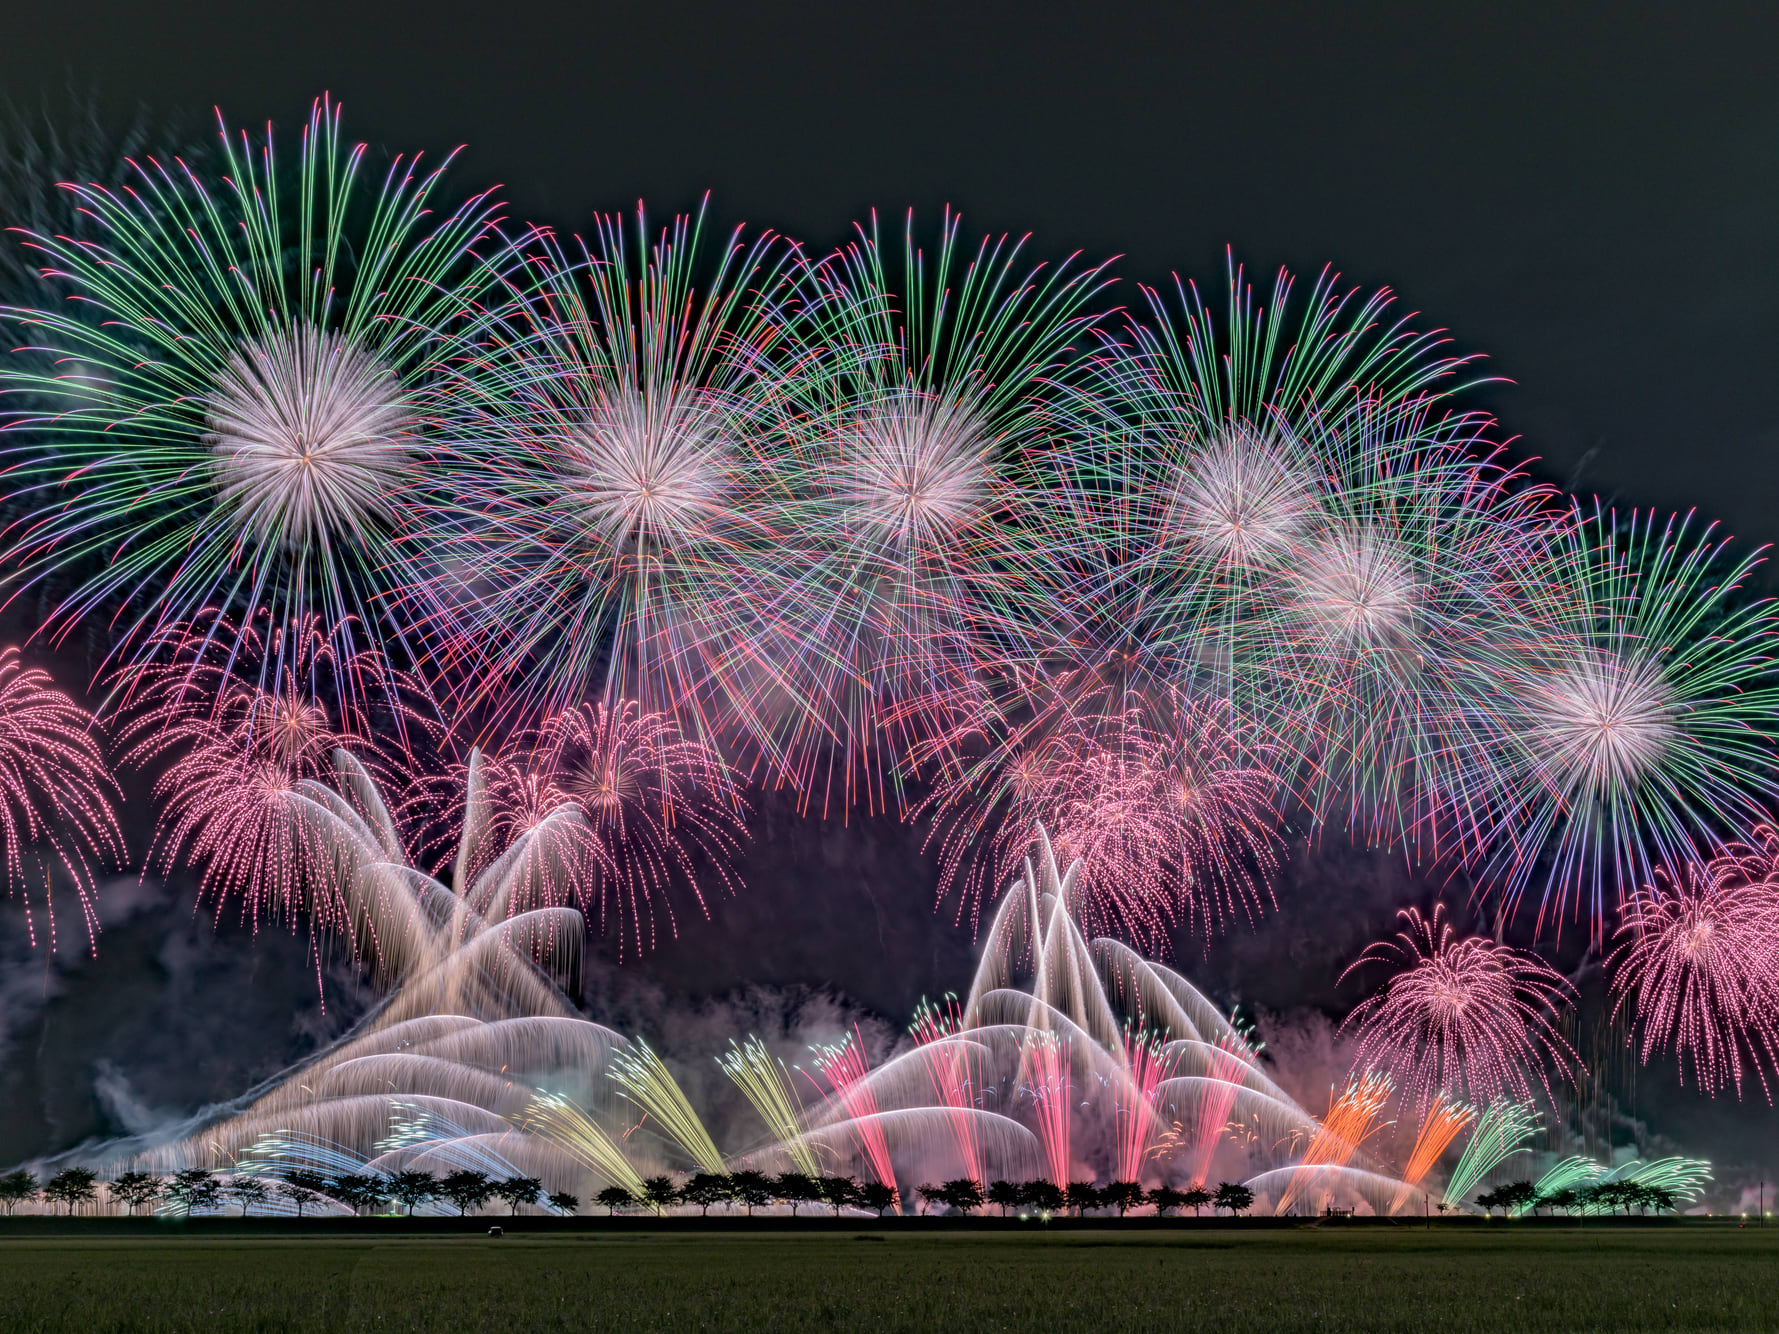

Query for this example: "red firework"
[0,649,121,950]
[1340,904,1578,1110]
[406,701,747,957]
[1610,834,1779,1100]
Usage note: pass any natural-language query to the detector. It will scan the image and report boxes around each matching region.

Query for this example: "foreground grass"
[1,1227,1775,1333]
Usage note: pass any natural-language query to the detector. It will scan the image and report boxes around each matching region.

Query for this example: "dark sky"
[0,0,1776,1180]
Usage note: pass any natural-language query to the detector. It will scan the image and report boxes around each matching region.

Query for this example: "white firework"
[206,324,414,548]
[564,384,733,557]
[1531,649,1677,794]
[1163,424,1321,569]
[831,392,991,551]
[1292,525,1421,654]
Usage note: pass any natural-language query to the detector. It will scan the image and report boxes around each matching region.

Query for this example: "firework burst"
[0,648,120,950]
[0,97,501,704]
[1341,904,1578,1110]
[1610,836,1779,1099]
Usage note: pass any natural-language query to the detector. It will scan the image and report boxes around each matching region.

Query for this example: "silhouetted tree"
[548,1191,579,1215]
[1018,1181,1064,1215]
[818,1176,859,1216]
[595,1185,634,1216]
[1102,1181,1146,1216]
[108,1172,162,1216]
[438,1170,495,1216]
[987,1180,1023,1216]
[1181,1187,1213,1217]
[388,1171,438,1216]
[1213,1182,1252,1217]
[0,1170,37,1215]
[494,1175,543,1215]
[680,1173,732,1217]
[1065,1181,1102,1216]
[227,1177,269,1217]
[277,1172,328,1219]
[43,1168,97,1215]
[166,1169,221,1217]
[856,1181,898,1216]
[1147,1185,1187,1216]
[940,1178,984,1216]
[774,1173,820,1218]
[728,1171,773,1217]
[641,1176,679,1214]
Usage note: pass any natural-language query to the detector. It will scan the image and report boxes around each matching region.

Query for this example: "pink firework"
[1341,904,1578,1110]
[911,994,984,1182]
[408,701,747,957]
[920,686,1281,945]
[122,617,388,938]
[1610,837,1779,1100]
[0,649,121,951]
[809,1029,897,1190]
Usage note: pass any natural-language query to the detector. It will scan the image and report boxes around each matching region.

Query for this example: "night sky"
[0,2,1775,1187]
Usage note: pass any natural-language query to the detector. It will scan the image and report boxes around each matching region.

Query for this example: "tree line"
[0,1166,1259,1219]
[1472,1180,1679,1217]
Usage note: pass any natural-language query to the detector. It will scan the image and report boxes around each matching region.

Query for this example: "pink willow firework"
[920,687,1281,943]
[406,701,747,958]
[1341,904,1578,1110]
[0,649,120,950]
[1610,834,1779,1100]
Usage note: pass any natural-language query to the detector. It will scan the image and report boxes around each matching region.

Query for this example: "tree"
[277,1172,327,1219]
[987,1180,1023,1216]
[595,1185,634,1216]
[42,1168,98,1215]
[331,1174,388,1216]
[1181,1187,1214,1218]
[1541,1186,1577,1217]
[438,1170,495,1217]
[940,1178,984,1217]
[641,1175,679,1215]
[1101,1181,1147,1217]
[548,1191,579,1215]
[817,1176,859,1216]
[728,1171,772,1218]
[1213,1182,1253,1217]
[166,1169,221,1217]
[493,1175,543,1215]
[1018,1180,1064,1215]
[1065,1181,1102,1216]
[387,1170,438,1216]
[774,1172,819,1218]
[227,1177,269,1217]
[679,1173,732,1218]
[915,1183,943,1216]
[0,1170,38,1215]
[856,1181,898,1216]
[1497,1181,1539,1217]
[1147,1185,1187,1217]
[109,1171,162,1216]
[1642,1185,1677,1216]
[1474,1188,1501,1217]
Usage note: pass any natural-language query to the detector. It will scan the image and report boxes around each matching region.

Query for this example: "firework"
[1481,504,1779,935]
[609,1038,725,1173]
[1610,836,1779,1099]
[405,700,746,958]
[1442,1100,1538,1207]
[1341,905,1578,1110]
[0,97,500,701]
[1024,1031,1073,1187]
[721,1037,822,1178]
[413,203,798,741]
[806,1032,896,1189]
[1113,1027,1174,1184]
[0,648,120,949]
[1274,1072,1392,1215]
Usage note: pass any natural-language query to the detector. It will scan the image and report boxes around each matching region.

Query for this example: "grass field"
[1,1225,1774,1332]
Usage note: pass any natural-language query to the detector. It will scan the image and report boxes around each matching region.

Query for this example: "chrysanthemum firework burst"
[1479,504,1779,936]
[0,648,121,950]
[0,96,500,703]
[414,205,797,741]
[1341,904,1578,1111]
[1610,837,1779,1100]
[406,700,747,957]
[759,210,1116,811]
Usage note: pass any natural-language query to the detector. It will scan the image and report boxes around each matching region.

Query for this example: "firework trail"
[911,994,985,1183]
[1114,1027,1174,1183]
[808,1032,896,1189]
[0,648,120,949]
[0,96,500,704]
[720,1037,823,1179]
[1341,904,1578,1111]
[404,700,747,959]
[1024,1031,1072,1187]
[1610,835,1779,1099]
[1274,1071,1392,1214]
[1442,1099,1538,1207]
[609,1037,725,1173]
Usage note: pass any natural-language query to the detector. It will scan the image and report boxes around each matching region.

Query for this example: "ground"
[0,1224,1773,1332]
